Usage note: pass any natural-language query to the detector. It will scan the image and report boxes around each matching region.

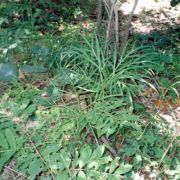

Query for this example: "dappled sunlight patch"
[120,0,180,34]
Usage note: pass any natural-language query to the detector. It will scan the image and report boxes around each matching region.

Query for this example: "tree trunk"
[120,0,139,54]
[104,0,119,54]
[97,0,103,28]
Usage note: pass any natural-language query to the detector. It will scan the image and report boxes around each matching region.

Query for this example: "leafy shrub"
[170,0,180,6]
[0,0,96,32]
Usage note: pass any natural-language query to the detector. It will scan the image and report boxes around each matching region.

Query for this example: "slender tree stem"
[97,0,103,28]
[120,0,139,54]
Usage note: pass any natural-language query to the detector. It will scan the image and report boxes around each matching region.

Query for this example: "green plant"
[0,79,179,179]
[0,114,25,172]
[170,0,180,6]
[53,36,161,107]
[0,0,96,33]
[0,2,179,179]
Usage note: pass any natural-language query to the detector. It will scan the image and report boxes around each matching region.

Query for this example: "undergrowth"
[0,32,180,179]
[0,3,180,178]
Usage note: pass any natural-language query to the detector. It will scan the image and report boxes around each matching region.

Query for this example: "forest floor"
[0,1,180,179]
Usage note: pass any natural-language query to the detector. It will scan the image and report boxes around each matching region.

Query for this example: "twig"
[100,136,117,158]
[158,136,176,169]
[4,165,30,179]
[89,124,100,146]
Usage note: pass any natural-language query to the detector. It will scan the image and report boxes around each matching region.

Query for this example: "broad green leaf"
[109,158,120,173]
[5,129,16,149]
[0,63,18,82]
[56,68,80,86]
[114,164,133,175]
[43,144,60,155]
[124,141,140,156]
[20,99,30,107]
[24,104,36,115]
[72,171,78,179]
[0,132,8,149]
[77,171,86,180]
[31,46,49,57]
[16,153,37,171]
[108,174,119,180]
[50,149,72,170]
[56,171,69,180]
[0,17,9,25]
[133,154,142,170]
[41,177,51,180]
[13,107,25,117]
[87,170,101,178]
[13,99,30,117]
[99,156,112,165]
[35,97,50,106]
[28,158,43,179]
[0,124,17,171]
[33,8,42,18]
[20,64,47,73]
[87,161,98,169]
[0,150,16,171]
[47,86,61,102]
[61,122,74,132]
[78,146,92,168]
[91,145,105,160]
